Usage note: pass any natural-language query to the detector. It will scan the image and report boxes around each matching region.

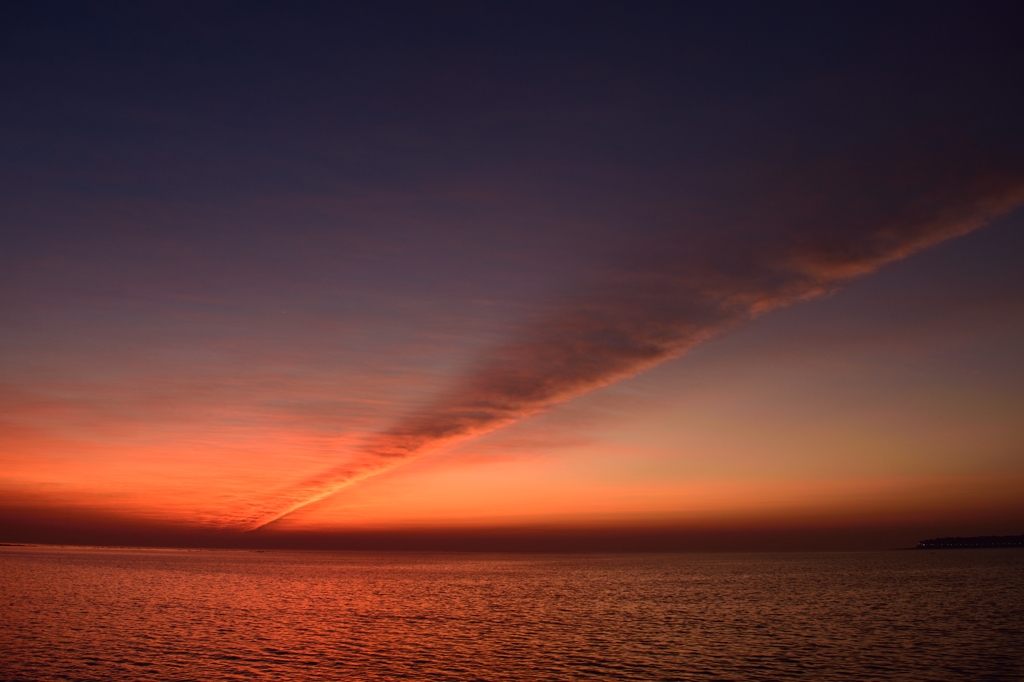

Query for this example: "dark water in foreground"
[1,547,1022,681]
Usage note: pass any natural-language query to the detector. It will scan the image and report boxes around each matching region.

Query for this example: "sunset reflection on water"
[2,547,1021,680]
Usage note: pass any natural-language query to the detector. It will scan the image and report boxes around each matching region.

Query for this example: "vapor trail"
[240,161,1024,531]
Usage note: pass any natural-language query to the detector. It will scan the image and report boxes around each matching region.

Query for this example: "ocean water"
[1,547,1021,681]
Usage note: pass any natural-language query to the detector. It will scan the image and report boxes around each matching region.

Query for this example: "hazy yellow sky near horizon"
[9,215,1021,536]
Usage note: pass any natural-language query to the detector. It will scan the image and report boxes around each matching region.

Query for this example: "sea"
[1,546,1021,681]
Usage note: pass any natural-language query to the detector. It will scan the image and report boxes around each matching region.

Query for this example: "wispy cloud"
[238,158,1024,531]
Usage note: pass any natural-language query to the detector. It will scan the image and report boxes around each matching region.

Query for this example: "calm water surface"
[1,547,1021,681]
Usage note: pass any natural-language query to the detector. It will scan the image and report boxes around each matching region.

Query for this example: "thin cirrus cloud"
[238,156,1024,531]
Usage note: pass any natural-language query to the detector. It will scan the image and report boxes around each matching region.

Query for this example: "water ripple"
[1,548,1022,680]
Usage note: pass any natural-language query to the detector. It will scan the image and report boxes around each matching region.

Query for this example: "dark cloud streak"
[246,156,1024,530]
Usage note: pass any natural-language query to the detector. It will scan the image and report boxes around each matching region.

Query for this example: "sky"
[2,2,1023,550]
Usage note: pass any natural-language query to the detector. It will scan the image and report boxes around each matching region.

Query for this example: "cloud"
[236,155,1024,531]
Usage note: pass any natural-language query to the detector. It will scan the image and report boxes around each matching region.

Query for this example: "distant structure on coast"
[916,535,1024,549]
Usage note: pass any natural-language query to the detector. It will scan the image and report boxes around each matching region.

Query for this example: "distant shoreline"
[916,535,1024,549]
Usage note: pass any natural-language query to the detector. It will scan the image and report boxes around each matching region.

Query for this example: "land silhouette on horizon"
[916,535,1024,549]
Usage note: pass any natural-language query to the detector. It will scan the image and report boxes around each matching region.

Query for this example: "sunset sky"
[2,3,1023,549]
